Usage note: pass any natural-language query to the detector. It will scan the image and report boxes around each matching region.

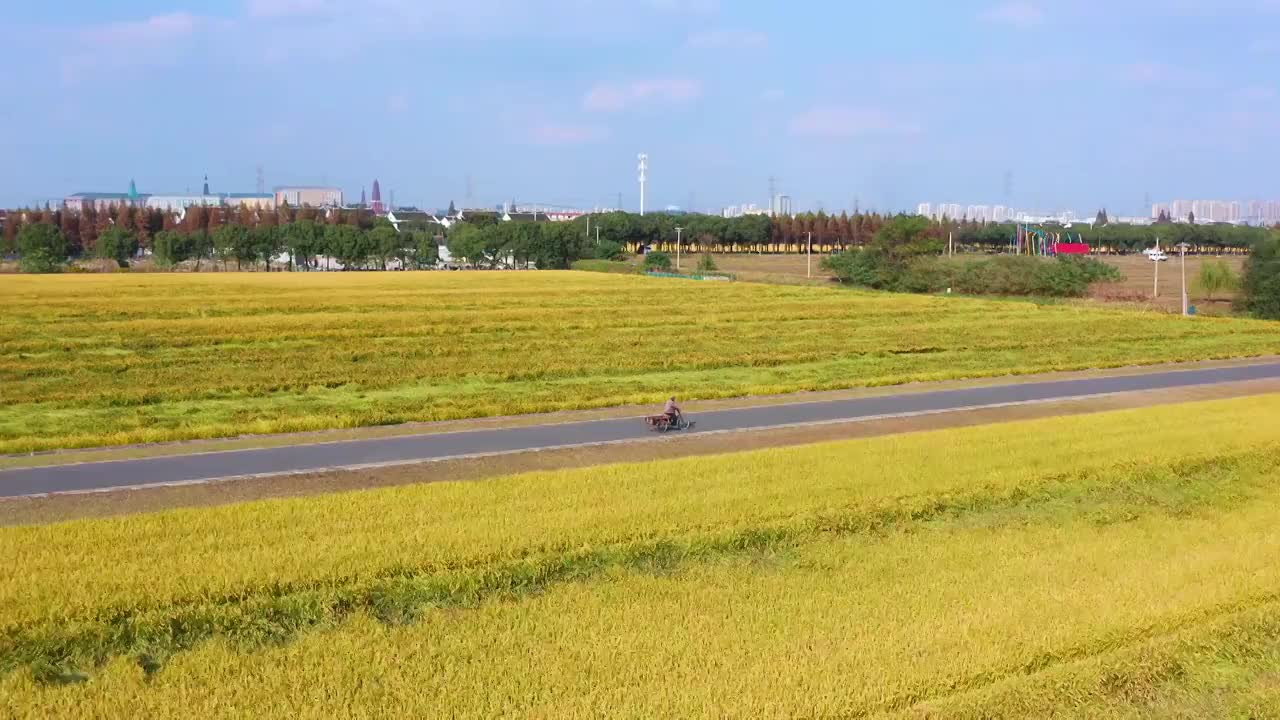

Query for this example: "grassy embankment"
[1,272,1278,454]
[4,395,1280,716]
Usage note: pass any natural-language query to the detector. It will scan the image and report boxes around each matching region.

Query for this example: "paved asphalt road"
[3,361,1279,498]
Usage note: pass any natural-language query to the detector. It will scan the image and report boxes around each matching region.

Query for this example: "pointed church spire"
[202,175,210,196]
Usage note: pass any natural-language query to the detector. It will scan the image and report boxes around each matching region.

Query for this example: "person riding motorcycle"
[663,396,684,426]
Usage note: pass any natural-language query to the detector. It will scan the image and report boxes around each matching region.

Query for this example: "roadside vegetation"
[567,259,638,274]
[3,272,1279,454]
[5,395,1280,716]
[4,203,1270,273]
[1241,232,1280,319]
[823,215,1123,297]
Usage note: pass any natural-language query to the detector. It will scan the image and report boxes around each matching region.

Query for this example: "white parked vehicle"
[1143,241,1169,262]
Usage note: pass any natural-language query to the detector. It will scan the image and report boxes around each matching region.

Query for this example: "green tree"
[870,214,943,261]
[189,230,212,271]
[283,220,323,270]
[370,225,401,270]
[1240,234,1280,318]
[643,251,672,272]
[594,239,625,261]
[324,225,371,269]
[96,226,139,267]
[17,223,67,273]
[1195,259,1238,302]
[447,223,488,267]
[696,253,718,274]
[252,226,282,271]
[212,225,247,270]
[152,230,188,268]
[412,231,440,268]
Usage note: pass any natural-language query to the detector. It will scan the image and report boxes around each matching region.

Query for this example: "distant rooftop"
[67,192,142,199]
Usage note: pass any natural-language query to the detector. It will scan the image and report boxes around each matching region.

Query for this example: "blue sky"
[5,0,1279,215]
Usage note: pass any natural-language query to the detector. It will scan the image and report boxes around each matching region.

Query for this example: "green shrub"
[16,223,66,274]
[593,240,625,261]
[1240,234,1280,319]
[570,259,638,274]
[1196,259,1238,301]
[97,226,139,268]
[696,254,718,274]
[822,249,903,289]
[828,252,1122,298]
[643,251,673,272]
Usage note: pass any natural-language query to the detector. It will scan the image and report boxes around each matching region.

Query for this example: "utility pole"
[1179,243,1189,316]
[595,226,600,246]
[638,154,648,217]
[675,227,684,271]
[1153,237,1160,299]
[807,231,812,279]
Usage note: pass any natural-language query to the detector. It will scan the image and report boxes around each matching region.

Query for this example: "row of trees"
[4,203,1277,273]
[824,215,1280,317]
[1242,234,1280,319]
[0,204,390,260]
[12,218,441,272]
[949,221,1268,254]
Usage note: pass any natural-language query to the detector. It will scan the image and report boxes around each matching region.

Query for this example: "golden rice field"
[1,271,1278,454]
[5,395,1280,717]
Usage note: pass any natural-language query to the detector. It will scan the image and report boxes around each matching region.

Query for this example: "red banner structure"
[1053,242,1091,255]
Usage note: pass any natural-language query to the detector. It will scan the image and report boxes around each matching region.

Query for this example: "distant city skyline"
[1153,199,1280,224]
[5,1,1280,214]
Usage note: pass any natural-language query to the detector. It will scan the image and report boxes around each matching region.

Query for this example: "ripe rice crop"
[1,271,1277,453]
[3,395,1280,716]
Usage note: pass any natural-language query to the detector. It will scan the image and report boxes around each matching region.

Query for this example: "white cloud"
[686,28,767,50]
[789,107,921,139]
[979,2,1046,27]
[248,0,336,19]
[528,123,609,145]
[61,13,213,84]
[85,12,204,45]
[1240,85,1277,102]
[647,0,720,13]
[1121,61,1213,90]
[1125,61,1169,84]
[1248,36,1279,54]
[583,78,702,112]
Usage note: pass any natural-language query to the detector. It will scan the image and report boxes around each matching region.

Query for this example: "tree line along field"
[5,395,1280,716]
[2,271,1279,454]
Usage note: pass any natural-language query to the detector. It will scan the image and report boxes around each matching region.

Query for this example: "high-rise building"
[274,186,344,208]
[916,202,932,217]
